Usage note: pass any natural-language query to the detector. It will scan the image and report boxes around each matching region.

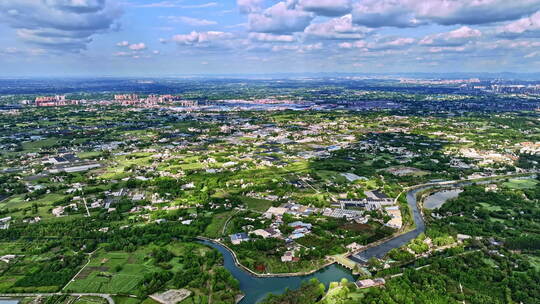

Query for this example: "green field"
[65,243,207,295]
[502,178,538,189]
[478,202,503,212]
[74,296,108,304]
[204,210,235,238]
[21,138,59,151]
[238,196,273,212]
[65,250,156,295]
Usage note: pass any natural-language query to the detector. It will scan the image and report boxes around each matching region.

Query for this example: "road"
[62,249,98,291]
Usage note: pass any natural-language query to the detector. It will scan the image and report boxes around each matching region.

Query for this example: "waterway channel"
[199,240,355,304]
[199,176,535,304]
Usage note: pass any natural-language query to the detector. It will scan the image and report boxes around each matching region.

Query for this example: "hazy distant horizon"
[3,71,540,80]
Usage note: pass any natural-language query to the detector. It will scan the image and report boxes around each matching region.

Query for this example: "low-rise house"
[384,206,403,229]
[457,234,471,242]
[230,233,250,245]
[346,242,363,252]
[0,217,12,230]
[22,216,41,224]
[251,228,281,239]
[288,221,312,230]
[264,207,288,219]
[132,193,145,201]
[281,251,294,262]
[356,278,386,289]
[52,206,65,217]
[290,232,305,240]
[90,201,102,209]
[0,255,17,263]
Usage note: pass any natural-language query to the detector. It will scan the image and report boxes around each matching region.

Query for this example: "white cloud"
[271,42,322,52]
[420,26,482,47]
[237,0,264,14]
[298,0,352,17]
[338,37,415,51]
[171,31,234,46]
[116,40,129,47]
[428,46,469,53]
[248,2,314,34]
[497,11,540,38]
[351,0,540,28]
[369,37,415,50]
[352,0,423,28]
[138,1,218,8]
[113,51,130,57]
[338,40,367,49]
[304,14,370,40]
[128,43,146,50]
[166,16,218,26]
[414,0,540,26]
[249,33,296,42]
[0,0,122,51]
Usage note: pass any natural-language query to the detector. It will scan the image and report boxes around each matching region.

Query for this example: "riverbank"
[196,237,336,278]
[197,239,355,304]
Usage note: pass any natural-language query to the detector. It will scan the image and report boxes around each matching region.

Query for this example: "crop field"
[65,249,158,294]
[65,242,209,295]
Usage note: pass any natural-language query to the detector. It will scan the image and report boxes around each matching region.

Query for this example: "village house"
[0,216,12,230]
[356,278,386,289]
[251,228,281,239]
[281,251,294,262]
[0,255,17,263]
[384,206,403,229]
[230,233,250,245]
[346,242,363,252]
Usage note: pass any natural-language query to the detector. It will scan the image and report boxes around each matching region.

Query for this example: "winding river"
[200,175,535,304]
[200,240,354,304]
[349,185,428,263]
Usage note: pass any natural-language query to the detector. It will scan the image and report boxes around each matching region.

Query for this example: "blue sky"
[1,0,540,76]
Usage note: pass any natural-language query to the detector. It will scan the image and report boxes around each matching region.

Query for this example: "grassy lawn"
[316,170,348,184]
[478,202,503,212]
[1,195,26,209]
[502,179,538,189]
[21,138,59,152]
[238,196,273,212]
[78,151,103,159]
[1,193,69,219]
[204,210,235,238]
[112,296,142,304]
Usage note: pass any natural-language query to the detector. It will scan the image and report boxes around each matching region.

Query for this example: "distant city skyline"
[2,0,540,76]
